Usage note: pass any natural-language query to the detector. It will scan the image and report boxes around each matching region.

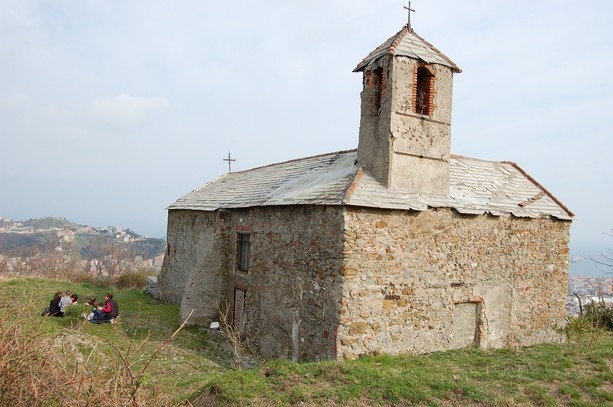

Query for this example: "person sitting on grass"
[42,291,62,316]
[89,293,119,324]
[89,302,106,324]
[58,290,73,316]
[81,297,97,320]
[101,293,119,323]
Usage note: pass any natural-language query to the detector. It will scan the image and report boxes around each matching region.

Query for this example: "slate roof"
[354,26,462,73]
[168,150,573,221]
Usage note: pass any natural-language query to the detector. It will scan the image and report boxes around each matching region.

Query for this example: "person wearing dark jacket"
[43,291,63,316]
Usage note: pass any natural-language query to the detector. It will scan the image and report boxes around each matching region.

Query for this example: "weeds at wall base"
[555,298,613,353]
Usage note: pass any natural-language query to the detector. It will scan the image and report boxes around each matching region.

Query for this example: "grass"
[198,326,613,406]
[2,276,613,406]
[0,276,226,405]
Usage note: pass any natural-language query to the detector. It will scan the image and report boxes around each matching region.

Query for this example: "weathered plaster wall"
[392,58,454,147]
[339,207,570,359]
[158,206,346,361]
[157,209,230,325]
[357,57,393,187]
[227,205,346,362]
[390,58,454,193]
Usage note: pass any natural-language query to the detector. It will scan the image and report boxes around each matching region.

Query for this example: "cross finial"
[404,1,415,32]
[223,152,236,172]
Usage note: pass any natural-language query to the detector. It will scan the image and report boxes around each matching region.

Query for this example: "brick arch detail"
[412,64,436,116]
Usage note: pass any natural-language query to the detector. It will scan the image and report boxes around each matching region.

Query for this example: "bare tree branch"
[587,229,613,274]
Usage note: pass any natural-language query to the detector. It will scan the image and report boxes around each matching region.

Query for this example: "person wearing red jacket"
[100,293,119,323]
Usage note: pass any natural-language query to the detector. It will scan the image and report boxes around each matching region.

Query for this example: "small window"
[371,67,383,112]
[364,67,383,114]
[237,233,251,272]
[415,66,434,116]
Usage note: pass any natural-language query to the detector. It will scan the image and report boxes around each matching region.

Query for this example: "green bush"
[558,315,594,342]
[584,299,613,331]
[555,299,613,352]
[64,302,91,319]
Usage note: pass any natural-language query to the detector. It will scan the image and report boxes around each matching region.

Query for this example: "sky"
[1,1,612,276]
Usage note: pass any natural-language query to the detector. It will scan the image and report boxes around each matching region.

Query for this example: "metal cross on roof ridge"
[223,152,236,172]
[404,1,415,32]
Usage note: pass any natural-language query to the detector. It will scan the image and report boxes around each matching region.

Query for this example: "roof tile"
[168,150,573,220]
[354,26,461,73]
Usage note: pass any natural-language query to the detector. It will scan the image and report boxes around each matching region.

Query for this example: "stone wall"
[159,206,347,361]
[157,209,230,325]
[357,56,393,188]
[226,205,345,362]
[339,207,570,359]
[159,205,571,362]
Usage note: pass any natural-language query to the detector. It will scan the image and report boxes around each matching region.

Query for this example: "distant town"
[0,217,165,276]
[568,275,613,316]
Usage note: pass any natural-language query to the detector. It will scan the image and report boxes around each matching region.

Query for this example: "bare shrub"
[71,273,114,288]
[73,269,151,289]
[4,251,81,280]
[69,271,100,285]
[217,302,243,370]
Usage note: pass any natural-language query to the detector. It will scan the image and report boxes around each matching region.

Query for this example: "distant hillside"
[18,217,84,230]
[0,216,165,275]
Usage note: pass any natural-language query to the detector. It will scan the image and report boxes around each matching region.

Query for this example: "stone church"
[156,25,573,362]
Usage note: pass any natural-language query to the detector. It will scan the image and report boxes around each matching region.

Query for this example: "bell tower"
[354,26,461,195]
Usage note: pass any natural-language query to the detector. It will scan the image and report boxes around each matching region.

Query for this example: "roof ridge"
[227,149,357,175]
[410,31,462,73]
[450,154,504,164]
[502,161,575,218]
[389,26,409,54]
[341,166,365,203]
[353,27,406,72]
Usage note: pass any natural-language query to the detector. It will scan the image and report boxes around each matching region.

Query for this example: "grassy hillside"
[2,276,612,406]
[0,277,226,406]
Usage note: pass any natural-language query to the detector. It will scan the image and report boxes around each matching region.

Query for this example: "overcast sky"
[1,1,612,275]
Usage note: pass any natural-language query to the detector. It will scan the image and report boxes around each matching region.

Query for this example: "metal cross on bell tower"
[404,1,415,32]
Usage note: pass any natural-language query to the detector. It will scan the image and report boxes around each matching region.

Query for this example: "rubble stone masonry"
[159,205,570,361]
[339,207,570,359]
[226,205,346,362]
